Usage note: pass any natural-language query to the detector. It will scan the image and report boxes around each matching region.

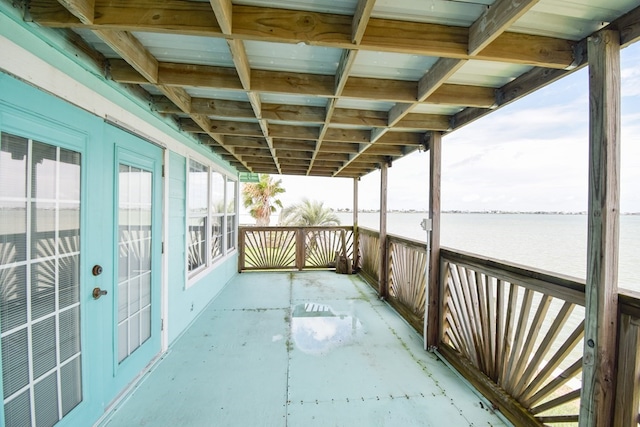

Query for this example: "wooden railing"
[356,228,590,426]
[358,227,380,285]
[387,234,428,333]
[615,291,640,427]
[239,226,640,425]
[439,249,585,426]
[238,226,354,271]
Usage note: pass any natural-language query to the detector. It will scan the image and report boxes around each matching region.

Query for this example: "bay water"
[240,212,640,291]
[335,212,640,292]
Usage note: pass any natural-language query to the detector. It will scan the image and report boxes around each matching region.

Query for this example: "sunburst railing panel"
[238,226,355,271]
[440,249,585,426]
[304,227,353,268]
[242,228,297,270]
[358,227,380,286]
[387,235,428,332]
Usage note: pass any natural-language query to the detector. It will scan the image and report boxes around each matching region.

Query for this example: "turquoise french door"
[0,89,163,426]
[0,131,84,427]
[106,129,163,393]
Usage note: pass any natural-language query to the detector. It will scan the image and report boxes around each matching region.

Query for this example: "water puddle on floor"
[291,302,363,355]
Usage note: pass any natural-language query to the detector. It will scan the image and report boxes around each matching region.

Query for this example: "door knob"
[93,287,108,299]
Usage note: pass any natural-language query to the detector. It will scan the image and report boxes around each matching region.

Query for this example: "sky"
[248,42,640,214]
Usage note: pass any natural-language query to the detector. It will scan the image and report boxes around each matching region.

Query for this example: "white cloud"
[250,44,640,214]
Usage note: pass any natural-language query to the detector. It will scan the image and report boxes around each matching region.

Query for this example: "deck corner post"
[238,226,246,272]
[580,28,621,427]
[353,177,360,269]
[427,131,442,349]
[379,161,389,298]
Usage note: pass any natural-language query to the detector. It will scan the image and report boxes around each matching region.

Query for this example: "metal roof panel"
[244,41,342,74]
[351,51,438,81]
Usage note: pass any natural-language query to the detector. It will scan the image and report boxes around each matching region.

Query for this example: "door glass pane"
[1,133,82,427]
[117,164,153,363]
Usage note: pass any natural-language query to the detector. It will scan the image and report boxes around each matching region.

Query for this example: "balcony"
[100,269,508,426]
[98,225,640,426]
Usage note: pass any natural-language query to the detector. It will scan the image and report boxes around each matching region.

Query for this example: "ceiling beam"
[223,136,267,148]
[158,85,191,115]
[231,5,352,46]
[57,0,94,24]
[319,142,359,152]
[617,5,640,47]
[388,58,467,126]
[209,0,233,34]
[352,0,376,44]
[272,139,317,151]
[468,0,540,56]
[31,2,577,69]
[263,104,326,123]
[324,128,370,143]
[270,124,320,140]
[95,30,158,83]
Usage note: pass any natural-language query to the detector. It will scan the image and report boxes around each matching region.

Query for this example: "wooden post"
[427,132,442,349]
[295,228,305,270]
[379,161,388,298]
[579,29,621,427]
[613,314,640,427]
[353,177,359,270]
[238,227,246,272]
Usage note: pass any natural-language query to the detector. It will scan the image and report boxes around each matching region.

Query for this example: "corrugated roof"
[28,0,640,178]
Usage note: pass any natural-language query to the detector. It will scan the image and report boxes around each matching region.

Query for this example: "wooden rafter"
[31,2,577,69]
[468,0,540,56]
[56,0,94,24]
[25,0,640,179]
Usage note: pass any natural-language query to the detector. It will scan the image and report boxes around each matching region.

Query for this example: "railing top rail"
[619,289,640,318]
[358,226,379,237]
[441,247,586,306]
[358,226,427,250]
[239,225,354,232]
[387,234,428,252]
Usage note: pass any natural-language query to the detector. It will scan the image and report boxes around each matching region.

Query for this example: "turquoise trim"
[0,68,238,426]
[167,153,238,344]
[0,2,237,177]
[106,127,163,395]
[0,72,101,427]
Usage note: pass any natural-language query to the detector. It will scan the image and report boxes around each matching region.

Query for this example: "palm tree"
[242,174,285,226]
[279,198,341,226]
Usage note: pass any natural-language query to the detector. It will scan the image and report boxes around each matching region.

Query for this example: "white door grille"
[0,133,82,427]
[117,164,152,363]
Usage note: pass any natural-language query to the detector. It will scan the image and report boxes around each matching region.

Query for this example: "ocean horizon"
[240,211,640,292]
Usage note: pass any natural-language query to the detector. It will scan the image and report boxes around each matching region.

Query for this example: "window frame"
[186,157,238,285]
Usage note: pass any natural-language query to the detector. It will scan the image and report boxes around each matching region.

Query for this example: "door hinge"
[161,165,165,177]
[161,318,164,331]
[161,242,164,254]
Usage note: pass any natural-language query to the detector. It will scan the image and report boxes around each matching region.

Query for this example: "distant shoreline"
[334,210,640,215]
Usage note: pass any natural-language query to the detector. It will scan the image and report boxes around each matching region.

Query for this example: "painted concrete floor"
[101,271,509,427]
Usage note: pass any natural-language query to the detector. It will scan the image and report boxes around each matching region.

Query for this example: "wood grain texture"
[96,29,158,83]
[351,0,376,44]
[33,1,577,68]
[209,0,232,34]
[439,251,585,424]
[57,0,94,24]
[379,162,388,298]
[427,132,441,349]
[468,0,539,56]
[613,314,640,426]
[580,28,621,427]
